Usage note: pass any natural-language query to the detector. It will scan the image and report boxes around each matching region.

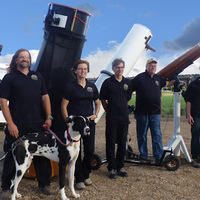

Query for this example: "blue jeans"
[191,117,200,159]
[135,114,163,160]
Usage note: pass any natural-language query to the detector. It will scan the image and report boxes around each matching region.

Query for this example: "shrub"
[129,91,186,117]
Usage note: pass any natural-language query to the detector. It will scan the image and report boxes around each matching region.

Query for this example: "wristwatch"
[47,115,53,120]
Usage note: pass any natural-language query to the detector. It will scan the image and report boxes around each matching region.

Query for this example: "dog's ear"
[65,115,74,123]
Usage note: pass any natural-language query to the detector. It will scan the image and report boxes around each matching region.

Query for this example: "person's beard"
[19,62,30,69]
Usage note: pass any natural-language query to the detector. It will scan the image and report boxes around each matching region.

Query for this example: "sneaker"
[193,160,200,168]
[108,169,118,179]
[76,182,85,190]
[39,186,54,195]
[154,159,161,166]
[140,157,151,164]
[0,190,10,199]
[84,178,92,186]
[117,168,128,177]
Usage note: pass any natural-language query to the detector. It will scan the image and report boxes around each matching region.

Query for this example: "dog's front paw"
[61,195,69,200]
[60,189,70,200]
[16,192,22,198]
[73,193,80,198]
[62,197,69,200]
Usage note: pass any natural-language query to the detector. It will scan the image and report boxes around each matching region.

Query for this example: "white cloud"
[0,54,13,64]
[0,44,199,80]
[85,44,200,78]
[162,17,200,52]
[83,45,119,78]
[180,59,200,74]
[75,3,100,16]
[157,50,200,75]
[0,50,39,68]
[30,50,39,63]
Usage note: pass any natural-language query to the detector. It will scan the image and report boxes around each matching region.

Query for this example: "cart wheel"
[91,154,102,170]
[163,155,180,171]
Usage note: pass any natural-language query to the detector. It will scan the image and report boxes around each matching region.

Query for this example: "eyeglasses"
[114,66,125,70]
[77,68,88,71]
[18,56,31,60]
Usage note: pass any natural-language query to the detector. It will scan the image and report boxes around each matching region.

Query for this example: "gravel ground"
[0,114,200,200]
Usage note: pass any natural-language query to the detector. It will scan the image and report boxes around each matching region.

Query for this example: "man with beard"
[0,49,53,199]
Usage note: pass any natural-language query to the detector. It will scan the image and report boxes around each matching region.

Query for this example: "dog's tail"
[0,152,8,161]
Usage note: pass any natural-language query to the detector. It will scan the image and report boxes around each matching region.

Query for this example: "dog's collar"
[67,129,80,143]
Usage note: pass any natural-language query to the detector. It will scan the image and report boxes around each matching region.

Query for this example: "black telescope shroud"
[35,3,91,132]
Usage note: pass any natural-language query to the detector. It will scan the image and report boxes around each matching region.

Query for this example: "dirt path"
[0,115,200,200]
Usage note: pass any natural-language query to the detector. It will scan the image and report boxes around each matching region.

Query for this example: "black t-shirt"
[62,79,99,117]
[184,77,200,118]
[0,70,47,126]
[100,75,132,123]
[131,71,166,115]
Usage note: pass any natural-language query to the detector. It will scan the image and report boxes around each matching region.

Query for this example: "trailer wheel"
[163,155,180,171]
[91,154,102,170]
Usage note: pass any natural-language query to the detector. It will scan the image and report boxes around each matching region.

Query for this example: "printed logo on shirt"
[124,84,128,90]
[31,74,38,80]
[155,81,159,86]
[87,87,93,93]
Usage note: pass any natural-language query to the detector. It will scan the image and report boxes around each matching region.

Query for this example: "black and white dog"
[9,115,90,200]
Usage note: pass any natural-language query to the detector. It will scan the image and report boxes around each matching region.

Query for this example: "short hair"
[72,59,90,78]
[8,48,31,73]
[112,58,125,68]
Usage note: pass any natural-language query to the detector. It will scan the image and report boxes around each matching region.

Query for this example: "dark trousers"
[75,121,95,183]
[1,124,52,191]
[191,117,200,159]
[105,120,128,171]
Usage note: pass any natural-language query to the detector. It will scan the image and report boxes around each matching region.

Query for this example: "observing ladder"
[163,90,191,163]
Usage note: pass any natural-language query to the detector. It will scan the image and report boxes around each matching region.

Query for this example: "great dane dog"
[9,115,90,200]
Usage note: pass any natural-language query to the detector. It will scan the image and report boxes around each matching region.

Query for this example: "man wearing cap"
[130,58,175,163]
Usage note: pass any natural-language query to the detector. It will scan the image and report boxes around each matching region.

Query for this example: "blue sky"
[1,0,200,77]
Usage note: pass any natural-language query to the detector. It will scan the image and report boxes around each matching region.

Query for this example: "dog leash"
[0,152,7,161]
[43,124,80,147]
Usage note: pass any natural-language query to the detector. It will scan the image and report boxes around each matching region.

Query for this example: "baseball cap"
[146,58,157,65]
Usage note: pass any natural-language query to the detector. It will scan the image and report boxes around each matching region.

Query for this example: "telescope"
[157,43,200,80]
[158,43,200,163]
[95,24,154,122]
[34,3,92,132]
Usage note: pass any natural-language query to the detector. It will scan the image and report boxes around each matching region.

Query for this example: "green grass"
[129,91,186,117]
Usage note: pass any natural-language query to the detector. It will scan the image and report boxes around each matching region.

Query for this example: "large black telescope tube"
[35,3,92,132]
